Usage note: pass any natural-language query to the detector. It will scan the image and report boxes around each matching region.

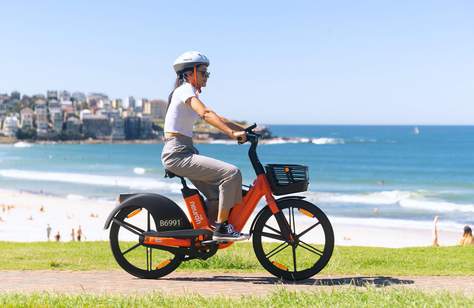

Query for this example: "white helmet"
[173,51,209,73]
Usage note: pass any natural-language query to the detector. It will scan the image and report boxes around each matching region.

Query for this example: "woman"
[161,51,248,241]
[459,225,474,246]
[432,216,440,247]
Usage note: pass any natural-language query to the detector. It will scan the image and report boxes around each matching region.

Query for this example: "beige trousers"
[161,135,242,223]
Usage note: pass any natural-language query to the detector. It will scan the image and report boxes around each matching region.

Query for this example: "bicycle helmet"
[173,51,210,93]
[173,51,209,73]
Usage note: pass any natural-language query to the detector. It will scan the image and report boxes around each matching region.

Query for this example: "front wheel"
[252,199,334,281]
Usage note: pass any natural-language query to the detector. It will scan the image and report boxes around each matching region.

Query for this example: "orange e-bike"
[104,124,334,281]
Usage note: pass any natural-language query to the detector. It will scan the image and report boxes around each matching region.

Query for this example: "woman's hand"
[232,131,247,144]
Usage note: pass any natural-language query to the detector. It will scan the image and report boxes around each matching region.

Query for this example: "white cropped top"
[164,82,200,138]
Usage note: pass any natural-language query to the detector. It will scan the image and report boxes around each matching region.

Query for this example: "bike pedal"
[201,240,218,246]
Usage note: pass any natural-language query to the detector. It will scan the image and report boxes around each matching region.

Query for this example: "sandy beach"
[0,189,115,242]
[0,188,462,247]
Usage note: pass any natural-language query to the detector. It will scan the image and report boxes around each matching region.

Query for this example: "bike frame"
[229,174,279,231]
[143,174,281,249]
[143,127,293,249]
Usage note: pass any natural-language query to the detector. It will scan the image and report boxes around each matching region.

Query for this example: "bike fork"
[265,193,295,243]
[274,211,294,243]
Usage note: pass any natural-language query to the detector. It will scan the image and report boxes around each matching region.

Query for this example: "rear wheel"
[109,206,182,279]
[252,199,334,281]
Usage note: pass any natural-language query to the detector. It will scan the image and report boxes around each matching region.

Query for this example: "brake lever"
[245,123,257,133]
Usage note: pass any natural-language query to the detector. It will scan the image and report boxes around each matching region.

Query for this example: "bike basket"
[265,164,309,195]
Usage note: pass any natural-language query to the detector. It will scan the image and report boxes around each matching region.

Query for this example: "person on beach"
[54,231,61,242]
[46,224,52,241]
[161,51,248,241]
[71,228,75,241]
[459,225,474,246]
[432,216,440,247]
[77,225,82,241]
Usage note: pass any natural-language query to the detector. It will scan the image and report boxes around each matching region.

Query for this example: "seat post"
[179,176,188,189]
[165,169,189,189]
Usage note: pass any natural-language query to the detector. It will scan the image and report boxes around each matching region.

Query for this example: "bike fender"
[249,195,306,234]
[103,193,192,230]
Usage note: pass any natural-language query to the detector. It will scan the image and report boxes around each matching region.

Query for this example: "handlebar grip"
[237,124,259,144]
[245,123,257,132]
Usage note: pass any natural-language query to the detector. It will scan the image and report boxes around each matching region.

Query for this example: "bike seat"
[164,169,177,178]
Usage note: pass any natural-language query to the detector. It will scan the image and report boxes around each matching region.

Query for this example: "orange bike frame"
[146,174,280,249]
[228,174,279,231]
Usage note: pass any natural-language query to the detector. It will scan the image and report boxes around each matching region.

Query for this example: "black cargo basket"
[265,164,309,196]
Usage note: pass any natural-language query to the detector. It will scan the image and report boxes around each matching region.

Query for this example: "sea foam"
[13,142,33,148]
[311,138,345,145]
[262,137,344,145]
[208,137,373,145]
[0,169,182,193]
[304,190,474,213]
[2,169,472,214]
[330,216,465,232]
[133,167,146,175]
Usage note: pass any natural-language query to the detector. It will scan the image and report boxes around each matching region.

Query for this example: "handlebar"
[239,123,265,174]
[237,123,260,144]
[244,123,257,132]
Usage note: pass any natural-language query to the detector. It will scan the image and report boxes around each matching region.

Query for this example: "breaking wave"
[207,137,387,145]
[262,137,344,145]
[133,167,146,175]
[304,190,474,213]
[0,169,182,193]
[13,142,33,148]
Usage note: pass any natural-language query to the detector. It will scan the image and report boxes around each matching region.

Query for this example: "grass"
[0,289,472,307]
[0,241,473,276]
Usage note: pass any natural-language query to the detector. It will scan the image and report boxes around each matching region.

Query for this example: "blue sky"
[1,1,473,124]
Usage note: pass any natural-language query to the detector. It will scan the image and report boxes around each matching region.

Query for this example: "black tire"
[109,206,182,279]
[252,199,334,281]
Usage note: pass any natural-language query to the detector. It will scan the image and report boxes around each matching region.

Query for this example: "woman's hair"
[464,225,472,237]
[173,71,190,90]
[166,69,193,113]
[166,64,207,114]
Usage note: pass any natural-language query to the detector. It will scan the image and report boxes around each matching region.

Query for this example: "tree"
[16,128,37,140]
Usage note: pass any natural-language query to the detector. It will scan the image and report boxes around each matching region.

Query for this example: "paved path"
[1,271,473,296]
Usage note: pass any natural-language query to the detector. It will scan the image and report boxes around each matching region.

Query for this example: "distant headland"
[0,90,272,144]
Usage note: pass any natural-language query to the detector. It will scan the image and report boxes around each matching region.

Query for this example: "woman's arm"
[186,97,237,139]
[218,116,246,132]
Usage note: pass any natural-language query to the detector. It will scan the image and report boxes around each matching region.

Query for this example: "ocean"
[0,125,473,231]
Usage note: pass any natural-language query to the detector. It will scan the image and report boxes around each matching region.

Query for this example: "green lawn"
[1,241,473,276]
[0,289,472,307]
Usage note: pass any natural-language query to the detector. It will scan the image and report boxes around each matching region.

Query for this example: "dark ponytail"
[166,71,190,114]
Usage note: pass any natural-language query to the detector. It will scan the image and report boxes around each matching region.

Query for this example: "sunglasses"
[198,70,210,78]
